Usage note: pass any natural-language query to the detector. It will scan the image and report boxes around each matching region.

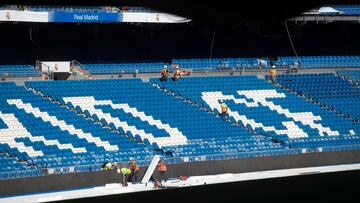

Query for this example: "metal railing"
[35,60,54,80]
[71,60,90,79]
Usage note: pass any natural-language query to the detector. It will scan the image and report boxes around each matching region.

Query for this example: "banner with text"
[49,12,122,22]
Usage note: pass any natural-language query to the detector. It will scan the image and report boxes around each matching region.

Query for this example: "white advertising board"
[0,10,48,22]
[41,61,71,73]
[122,12,190,23]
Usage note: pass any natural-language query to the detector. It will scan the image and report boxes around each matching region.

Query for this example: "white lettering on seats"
[0,112,87,157]
[7,99,118,152]
[202,90,340,138]
[237,90,339,136]
[63,96,188,147]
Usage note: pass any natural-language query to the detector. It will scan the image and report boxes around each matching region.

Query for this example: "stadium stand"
[330,5,360,15]
[172,57,269,71]
[0,82,153,179]
[0,5,156,13]
[0,65,41,77]
[83,55,360,75]
[121,6,157,12]
[84,62,168,74]
[151,75,360,150]
[1,55,357,77]
[277,73,360,121]
[25,79,291,163]
[274,55,360,69]
[1,64,360,180]
[0,5,120,12]
[337,70,360,85]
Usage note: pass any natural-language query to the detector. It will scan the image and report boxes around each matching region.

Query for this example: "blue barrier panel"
[49,12,122,22]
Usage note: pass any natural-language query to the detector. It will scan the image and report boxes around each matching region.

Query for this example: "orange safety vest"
[269,69,277,77]
[221,103,228,113]
[130,162,139,171]
[157,162,167,172]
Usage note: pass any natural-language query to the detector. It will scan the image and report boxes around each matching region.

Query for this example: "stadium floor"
[1,163,359,203]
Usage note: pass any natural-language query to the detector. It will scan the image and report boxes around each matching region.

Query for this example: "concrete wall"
[1,150,360,197]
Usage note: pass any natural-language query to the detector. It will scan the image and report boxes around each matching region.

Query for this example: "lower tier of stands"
[0,74,359,180]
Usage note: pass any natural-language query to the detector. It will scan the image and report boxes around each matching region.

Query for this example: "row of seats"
[329,5,360,15]
[85,63,167,74]
[172,58,269,70]
[0,5,119,13]
[0,65,41,77]
[83,55,360,74]
[337,70,360,84]
[0,5,157,13]
[274,56,360,68]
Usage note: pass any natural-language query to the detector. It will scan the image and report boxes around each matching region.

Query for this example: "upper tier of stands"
[330,5,360,15]
[171,58,268,70]
[85,62,167,75]
[0,5,156,13]
[274,56,360,69]
[151,75,360,150]
[0,65,41,77]
[277,73,360,121]
[82,55,360,74]
[1,55,359,77]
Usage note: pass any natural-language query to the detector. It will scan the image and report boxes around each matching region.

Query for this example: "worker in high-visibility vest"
[102,161,115,170]
[118,167,132,186]
[268,65,277,84]
[220,100,229,120]
[221,101,228,114]
[160,65,169,81]
[173,66,181,81]
[157,159,167,182]
[129,158,140,183]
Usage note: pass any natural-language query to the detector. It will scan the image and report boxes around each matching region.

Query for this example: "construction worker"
[220,100,229,120]
[173,66,181,81]
[268,65,277,84]
[160,65,169,81]
[157,159,167,182]
[102,161,115,170]
[129,158,139,183]
[118,167,131,186]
